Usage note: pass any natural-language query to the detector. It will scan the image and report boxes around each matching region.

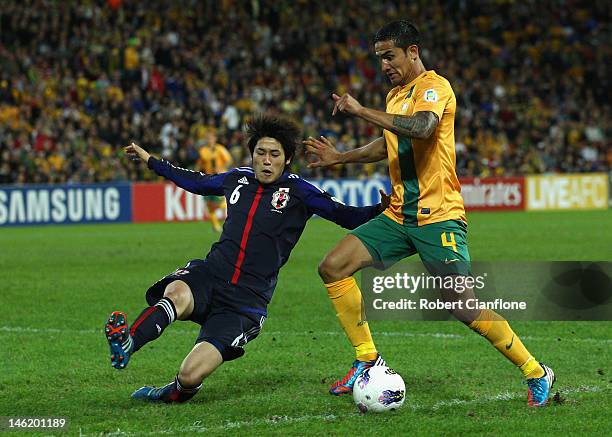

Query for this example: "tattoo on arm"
[392,111,439,139]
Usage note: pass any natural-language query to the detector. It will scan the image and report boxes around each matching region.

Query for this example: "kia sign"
[460,177,525,211]
[131,183,212,223]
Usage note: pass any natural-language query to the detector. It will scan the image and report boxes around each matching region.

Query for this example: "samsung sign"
[0,183,132,226]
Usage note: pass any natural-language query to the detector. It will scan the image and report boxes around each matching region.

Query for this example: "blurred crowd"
[0,0,610,184]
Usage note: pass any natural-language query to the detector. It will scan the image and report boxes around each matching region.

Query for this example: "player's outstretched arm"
[304,136,386,168]
[382,111,438,140]
[298,178,389,229]
[332,92,438,140]
[124,142,153,163]
[124,141,225,196]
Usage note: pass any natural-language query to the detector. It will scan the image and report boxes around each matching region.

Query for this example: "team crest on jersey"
[424,88,438,102]
[271,188,290,209]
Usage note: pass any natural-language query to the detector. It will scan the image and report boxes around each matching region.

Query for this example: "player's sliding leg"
[441,284,555,406]
[319,234,385,395]
[104,280,194,369]
[132,341,223,403]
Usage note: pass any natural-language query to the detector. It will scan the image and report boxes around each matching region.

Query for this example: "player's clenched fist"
[124,142,151,162]
[332,93,364,116]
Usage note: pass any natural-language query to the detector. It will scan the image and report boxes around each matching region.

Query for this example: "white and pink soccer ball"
[353,366,406,413]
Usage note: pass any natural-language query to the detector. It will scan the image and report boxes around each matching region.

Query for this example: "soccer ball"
[353,366,406,413]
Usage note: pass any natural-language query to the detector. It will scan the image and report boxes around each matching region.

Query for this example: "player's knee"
[163,280,192,316]
[318,253,347,283]
[440,285,480,324]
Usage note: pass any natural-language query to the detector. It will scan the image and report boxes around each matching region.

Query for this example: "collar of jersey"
[402,70,432,90]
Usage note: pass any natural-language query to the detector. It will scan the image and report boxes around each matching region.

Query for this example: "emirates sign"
[460,177,525,211]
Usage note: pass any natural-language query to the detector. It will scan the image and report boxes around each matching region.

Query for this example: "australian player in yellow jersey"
[197,130,233,232]
[305,20,555,407]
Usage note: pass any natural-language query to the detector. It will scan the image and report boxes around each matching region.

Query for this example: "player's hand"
[379,189,391,211]
[124,142,151,163]
[303,136,342,168]
[332,93,363,116]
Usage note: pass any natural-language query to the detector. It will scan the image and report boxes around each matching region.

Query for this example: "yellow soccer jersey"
[198,144,233,174]
[383,70,466,226]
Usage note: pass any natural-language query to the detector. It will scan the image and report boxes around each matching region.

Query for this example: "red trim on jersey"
[231,185,263,284]
[130,306,157,336]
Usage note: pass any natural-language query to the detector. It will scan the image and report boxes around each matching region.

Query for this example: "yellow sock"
[325,277,377,361]
[469,309,544,378]
[208,205,221,231]
[519,356,545,379]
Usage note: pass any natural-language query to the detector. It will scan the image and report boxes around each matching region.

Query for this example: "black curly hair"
[245,114,301,165]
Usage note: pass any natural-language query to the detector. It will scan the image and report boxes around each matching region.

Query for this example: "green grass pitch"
[1,210,610,436]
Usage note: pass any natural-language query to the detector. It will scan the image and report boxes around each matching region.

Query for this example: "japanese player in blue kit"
[105,114,388,403]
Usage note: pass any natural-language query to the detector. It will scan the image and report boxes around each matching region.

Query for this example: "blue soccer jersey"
[148,157,381,306]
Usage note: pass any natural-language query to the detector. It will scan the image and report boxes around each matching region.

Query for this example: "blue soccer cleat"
[131,384,173,402]
[329,354,386,396]
[526,362,556,407]
[104,311,133,370]
[132,377,200,403]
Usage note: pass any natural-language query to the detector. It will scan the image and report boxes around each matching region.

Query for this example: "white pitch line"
[428,384,604,411]
[78,414,342,436]
[1,325,611,344]
[76,385,607,436]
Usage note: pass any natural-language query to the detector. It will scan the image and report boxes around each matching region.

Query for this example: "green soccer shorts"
[351,213,471,276]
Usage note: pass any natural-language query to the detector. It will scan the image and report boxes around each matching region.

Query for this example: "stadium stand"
[0,0,609,184]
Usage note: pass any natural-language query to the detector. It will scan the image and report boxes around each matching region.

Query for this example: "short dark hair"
[373,20,419,50]
[245,114,300,164]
